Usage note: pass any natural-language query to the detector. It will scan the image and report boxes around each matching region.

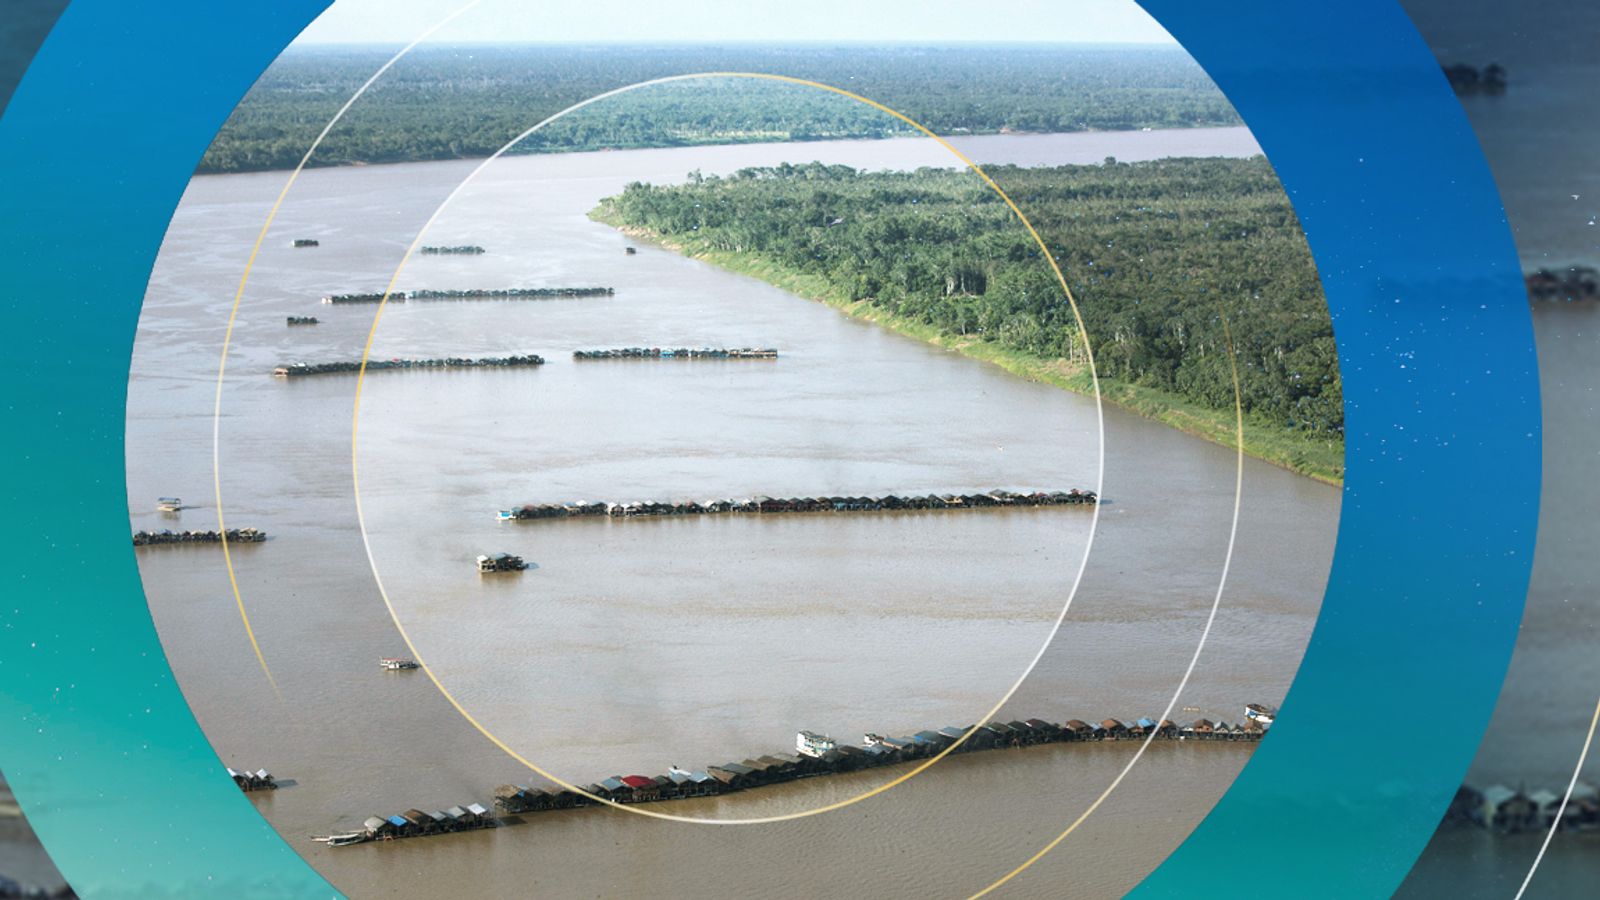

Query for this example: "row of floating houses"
[316,706,1273,847]
[1527,266,1600,303]
[491,709,1273,818]
[132,528,266,546]
[419,245,485,255]
[317,803,497,847]
[321,286,613,304]
[286,316,319,326]
[500,489,1097,522]
[573,347,778,360]
[1446,782,1600,834]
[272,354,545,378]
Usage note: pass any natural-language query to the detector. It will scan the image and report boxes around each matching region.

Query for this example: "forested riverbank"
[198,44,1240,173]
[594,157,1342,482]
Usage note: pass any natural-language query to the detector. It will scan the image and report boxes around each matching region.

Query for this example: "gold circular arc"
[208,0,485,697]
[350,72,1109,825]
[967,312,1246,898]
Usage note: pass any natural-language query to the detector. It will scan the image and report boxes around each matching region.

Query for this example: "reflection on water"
[129,128,1335,896]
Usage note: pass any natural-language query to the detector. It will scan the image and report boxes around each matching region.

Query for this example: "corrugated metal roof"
[619,775,654,789]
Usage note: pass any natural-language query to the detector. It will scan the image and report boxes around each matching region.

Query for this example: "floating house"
[477,552,529,573]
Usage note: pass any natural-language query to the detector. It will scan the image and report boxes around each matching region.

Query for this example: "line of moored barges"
[1444,782,1600,834]
[272,354,544,377]
[316,707,1271,847]
[419,245,485,255]
[132,528,266,546]
[501,489,1096,522]
[491,710,1269,817]
[315,803,497,847]
[573,347,778,360]
[1527,266,1600,302]
[321,287,612,304]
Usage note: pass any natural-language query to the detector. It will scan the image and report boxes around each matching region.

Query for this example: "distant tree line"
[598,157,1339,438]
[198,44,1242,173]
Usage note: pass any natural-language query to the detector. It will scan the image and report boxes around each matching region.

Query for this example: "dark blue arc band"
[1133,2,1537,896]
[0,1,337,896]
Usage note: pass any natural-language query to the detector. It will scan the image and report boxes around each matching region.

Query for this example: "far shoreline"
[190,124,1258,179]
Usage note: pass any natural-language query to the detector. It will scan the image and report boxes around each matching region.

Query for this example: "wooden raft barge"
[573,347,778,360]
[500,489,1096,522]
[133,528,265,547]
[321,287,612,304]
[273,354,544,378]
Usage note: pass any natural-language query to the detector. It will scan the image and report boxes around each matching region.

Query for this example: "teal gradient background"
[0,1,1537,897]
[0,1,336,896]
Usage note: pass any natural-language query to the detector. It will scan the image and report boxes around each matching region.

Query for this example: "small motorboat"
[157,496,183,512]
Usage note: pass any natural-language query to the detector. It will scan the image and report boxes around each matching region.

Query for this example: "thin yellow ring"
[350,72,1109,825]
[208,1,484,696]
[967,313,1246,897]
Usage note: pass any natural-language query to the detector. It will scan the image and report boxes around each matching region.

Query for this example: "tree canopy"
[198,44,1241,173]
[598,157,1339,440]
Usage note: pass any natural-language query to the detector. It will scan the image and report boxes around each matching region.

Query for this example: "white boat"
[380,657,419,670]
[325,832,367,847]
[1245,703,1276,725]
[157,496,183,512]
[796,730,836,758]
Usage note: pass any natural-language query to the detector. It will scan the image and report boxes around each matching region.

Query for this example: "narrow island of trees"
[594,157,1341,482]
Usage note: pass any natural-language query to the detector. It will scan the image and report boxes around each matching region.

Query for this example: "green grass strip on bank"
[591,208,1344,486]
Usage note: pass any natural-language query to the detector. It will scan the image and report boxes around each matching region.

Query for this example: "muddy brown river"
[126,125,1337,897]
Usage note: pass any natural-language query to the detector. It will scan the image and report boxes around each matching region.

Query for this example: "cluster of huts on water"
[501,489,1097,522]
[419,245,485,255]
[286,316,319,326]
[132,528,265,546]
[272,354,544,378]
[1444,782,1600,834]
[1526,266,1600,303]
[573,347,779,360]
[227,768,277,793]
[321,286,612,304]
[291,238,319,248]
[491,712,1266,817]
[1442,62,1508,95]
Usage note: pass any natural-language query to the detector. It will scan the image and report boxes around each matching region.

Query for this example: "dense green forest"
[595,158,1341,480]
[198,44,1241,173]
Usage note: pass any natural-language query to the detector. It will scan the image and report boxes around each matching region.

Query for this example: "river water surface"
[128,126,1338,897]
